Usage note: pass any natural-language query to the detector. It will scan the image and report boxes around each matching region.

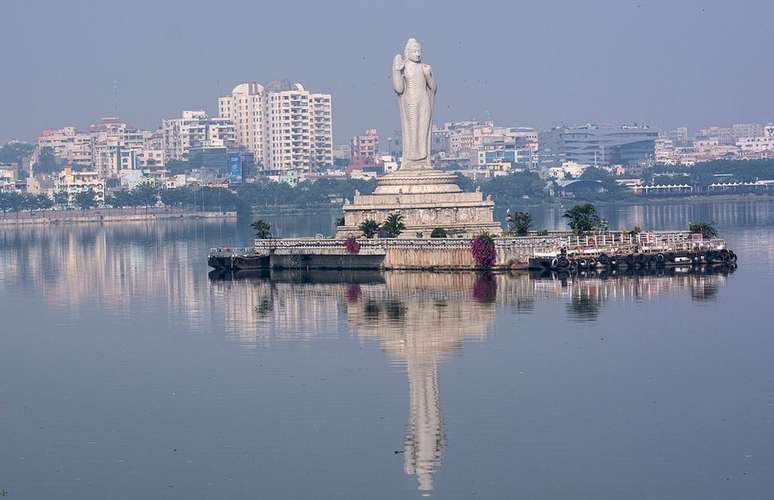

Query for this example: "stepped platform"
[335,168,501,238]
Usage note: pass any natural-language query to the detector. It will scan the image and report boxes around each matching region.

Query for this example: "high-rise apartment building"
[218,81,333,173]
[311,93,333,168]
[218,82,266,163]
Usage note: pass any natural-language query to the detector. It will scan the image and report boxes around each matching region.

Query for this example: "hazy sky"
[2,0,773,144]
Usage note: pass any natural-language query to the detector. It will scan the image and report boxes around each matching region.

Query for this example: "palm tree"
[430,227,448,238]
[359,219,380,239]
[251,219,272,239]
[562,203,601,235]
[382,213,405,238]
[506,210,532,236]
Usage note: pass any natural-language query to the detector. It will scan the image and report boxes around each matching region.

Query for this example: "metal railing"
[237,230,726,260]
[208,247,255,257]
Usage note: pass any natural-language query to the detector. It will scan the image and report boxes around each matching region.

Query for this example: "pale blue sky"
[2,0,772,143]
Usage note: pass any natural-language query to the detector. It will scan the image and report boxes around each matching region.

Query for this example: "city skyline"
[3,0,774,144]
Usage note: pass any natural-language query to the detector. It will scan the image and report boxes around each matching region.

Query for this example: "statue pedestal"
[336,168,502,238]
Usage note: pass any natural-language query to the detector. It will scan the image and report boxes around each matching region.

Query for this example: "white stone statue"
[393,38,437,169]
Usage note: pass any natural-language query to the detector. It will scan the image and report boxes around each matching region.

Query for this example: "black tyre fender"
[598,253,610,265]
[557,256,570,268]
[655,253,666,264]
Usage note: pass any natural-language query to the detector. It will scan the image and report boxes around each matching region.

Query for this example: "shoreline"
[0,208,237,226]
[570,193,774,207]
[252,193,774,214]
[2,193,771,225]
[493,192,774,210]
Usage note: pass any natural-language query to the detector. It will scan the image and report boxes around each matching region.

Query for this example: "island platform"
[208,230,736,272]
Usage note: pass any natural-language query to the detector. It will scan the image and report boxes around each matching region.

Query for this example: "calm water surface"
[1,200,774,499]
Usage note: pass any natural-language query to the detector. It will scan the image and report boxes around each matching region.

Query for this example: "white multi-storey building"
[89,118,154,177]
[218,82,266,163]
[351,128,379,161]
[37,118,163,178]
[138,131,165,170]
[311,92,333,168]
[92,139,122,178]
[218,81,332,173]
[161,111,236,161]
[737,135,774,154]
[37,127,94,166]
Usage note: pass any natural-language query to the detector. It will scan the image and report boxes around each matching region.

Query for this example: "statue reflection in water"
[345,272,495,492]
[208,264,736,492]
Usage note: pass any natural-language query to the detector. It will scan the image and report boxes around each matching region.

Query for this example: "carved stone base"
[335,168,502,238]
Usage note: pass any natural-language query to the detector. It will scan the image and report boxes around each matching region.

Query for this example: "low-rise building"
[351,129,379,161]
[55,166,105,205]
[476,137,534,171]
[0,164,17,192]
[737,135,774,154]
[544,161,587,180]
[630,183,693,196]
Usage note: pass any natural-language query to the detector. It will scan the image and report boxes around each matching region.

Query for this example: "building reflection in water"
[209,265,735,492]
[0,221,738,493]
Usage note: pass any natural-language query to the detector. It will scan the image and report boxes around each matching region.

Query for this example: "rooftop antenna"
[112,80,119,117]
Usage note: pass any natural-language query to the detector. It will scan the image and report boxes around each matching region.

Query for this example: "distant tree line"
[0,192,54,212]
[0,142,35,165]
[105,184,160,207]
[234,177,377,207]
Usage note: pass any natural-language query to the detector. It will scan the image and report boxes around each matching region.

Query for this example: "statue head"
[404,38,422,63]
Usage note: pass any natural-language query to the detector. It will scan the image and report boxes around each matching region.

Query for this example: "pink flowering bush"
[345,284,362,303]
[472,273,497,303]
[470,233,496,268]
[344,236,361,254]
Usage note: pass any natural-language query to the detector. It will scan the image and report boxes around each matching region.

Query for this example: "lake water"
[1,199,773,500]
